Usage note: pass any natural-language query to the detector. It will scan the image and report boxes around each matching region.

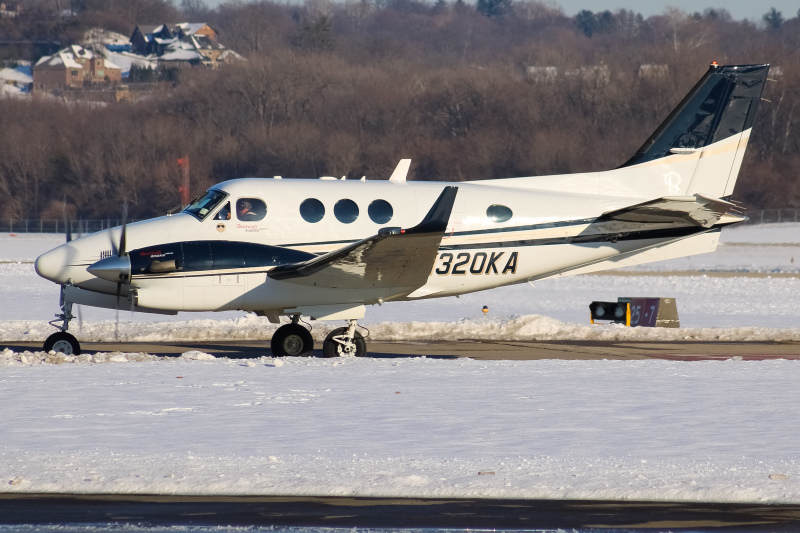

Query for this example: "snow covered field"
[2,224,800,503]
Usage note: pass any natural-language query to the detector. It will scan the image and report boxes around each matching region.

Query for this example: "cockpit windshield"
[183,189,228,221]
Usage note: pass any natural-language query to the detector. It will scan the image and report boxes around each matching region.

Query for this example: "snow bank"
[4,314,800,352]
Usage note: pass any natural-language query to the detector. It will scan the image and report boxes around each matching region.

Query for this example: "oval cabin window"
[368,199,393,224]
[334,199,359,224]
[300,198,325,223]
[486,204,512,223]
[236,198,266,221]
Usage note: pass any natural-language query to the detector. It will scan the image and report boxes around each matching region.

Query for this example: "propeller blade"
[115,281,121,342]
[118,200,128,258]
[108,228,118,256]
[62,197,72,243]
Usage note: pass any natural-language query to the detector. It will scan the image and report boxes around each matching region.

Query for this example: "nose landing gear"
[322,319,367,358]
[44,285,81,355]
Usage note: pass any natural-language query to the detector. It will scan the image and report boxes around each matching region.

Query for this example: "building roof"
[174,22,218,35]
[34,51,82,70]
[159,49,203,62]
[33,45,121,71]
[0,65,32,84]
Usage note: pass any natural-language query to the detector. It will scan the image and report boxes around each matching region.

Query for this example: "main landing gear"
[269,317,367,358]
[270,315,314,357]
[43,285,81,355]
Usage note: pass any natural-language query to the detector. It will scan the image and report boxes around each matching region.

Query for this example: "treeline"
[1,0,800,220]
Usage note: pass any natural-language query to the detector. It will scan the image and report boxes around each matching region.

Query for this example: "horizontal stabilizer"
[598,194,737,228]
[268,187,458,291]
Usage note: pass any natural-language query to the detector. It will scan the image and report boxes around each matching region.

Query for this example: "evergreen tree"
[476,0,511,18]
[763,7,784,29]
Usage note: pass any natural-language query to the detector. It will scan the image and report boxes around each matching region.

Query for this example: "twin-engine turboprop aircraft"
[36,63,770,357]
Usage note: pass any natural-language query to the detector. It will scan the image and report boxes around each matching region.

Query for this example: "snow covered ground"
[1,224,800,503]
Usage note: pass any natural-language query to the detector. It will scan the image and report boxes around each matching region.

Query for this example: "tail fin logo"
[664,172,682,193]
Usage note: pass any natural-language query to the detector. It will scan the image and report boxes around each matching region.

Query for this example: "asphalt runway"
[6,338,800,360]
[2,494,800,530]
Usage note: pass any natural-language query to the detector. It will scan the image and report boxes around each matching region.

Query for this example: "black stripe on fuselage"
[273,218,598,249]
[451,217,598,237]
[127,226,723,280]
[129,241,318,275]
[438,225,721,251]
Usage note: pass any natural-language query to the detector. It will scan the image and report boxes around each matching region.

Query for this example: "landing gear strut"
[270,315,314,357]
[44,285,81,355]
[322,319,367,358]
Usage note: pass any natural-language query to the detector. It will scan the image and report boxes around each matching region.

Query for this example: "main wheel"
[43,331,81,355]
[322,327,367,358]
[270,324,314,357]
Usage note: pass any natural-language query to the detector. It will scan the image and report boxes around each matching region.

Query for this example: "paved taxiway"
[3,494,800,530]
[6,338,800,360]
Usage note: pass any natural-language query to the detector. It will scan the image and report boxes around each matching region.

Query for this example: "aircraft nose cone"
[35,245,71,284]
[87,255,131,284]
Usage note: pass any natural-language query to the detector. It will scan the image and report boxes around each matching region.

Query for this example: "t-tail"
[491,63,771,205]
[616,62,770,200]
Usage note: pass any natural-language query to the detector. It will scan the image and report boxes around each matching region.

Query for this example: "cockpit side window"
[214,202,231,220]
[184,190,228,221]
[236,198,266,221]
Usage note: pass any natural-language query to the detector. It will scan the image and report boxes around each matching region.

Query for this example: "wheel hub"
[283,334,305,356]
[51,340,75,355]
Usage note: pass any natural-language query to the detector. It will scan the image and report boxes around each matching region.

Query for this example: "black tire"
[43,331,81,355]
[270,324,314,357]
[322,327,367,358]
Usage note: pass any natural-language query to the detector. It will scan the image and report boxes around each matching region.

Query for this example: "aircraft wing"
[597,194,737,228]
[268,186,457,290]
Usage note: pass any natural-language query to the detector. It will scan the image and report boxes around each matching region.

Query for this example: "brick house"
[173,23,219,42]
[33,45,121,92]
[0,2,21,18]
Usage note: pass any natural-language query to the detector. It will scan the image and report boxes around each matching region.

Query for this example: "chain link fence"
[741,209,800,225]
[0,219,131,234]
[0,211,798,234]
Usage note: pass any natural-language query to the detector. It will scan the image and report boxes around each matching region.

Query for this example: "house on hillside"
[130,22,219,56]
[0,64,32,95]
[130,24,176,56]
[128,22,237,69]
[0,2,21,18]
[33,45,121,92]
[173,23,218,42]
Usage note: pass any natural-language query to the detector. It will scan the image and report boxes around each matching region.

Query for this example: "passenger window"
[334,199,359,224]
[236,198,266,221]
[368,199,393,224]
[214,202,231,220]
[300,198,325,223]
[487,204,512,223]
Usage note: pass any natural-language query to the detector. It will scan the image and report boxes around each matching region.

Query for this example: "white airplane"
[35,62,769,357]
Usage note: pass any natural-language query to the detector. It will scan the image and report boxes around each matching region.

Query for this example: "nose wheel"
[45,285,81,355]
[322,319,367,358]
[44,331,81,355]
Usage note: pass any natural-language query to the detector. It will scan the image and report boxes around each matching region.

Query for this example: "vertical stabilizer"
[620,63,769,199]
